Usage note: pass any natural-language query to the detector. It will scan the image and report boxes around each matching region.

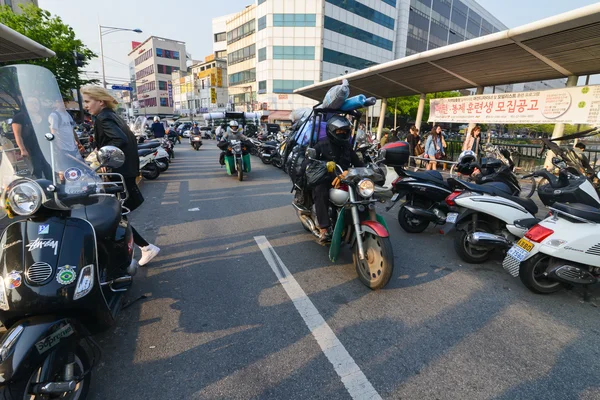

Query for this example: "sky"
[37,0,600,87]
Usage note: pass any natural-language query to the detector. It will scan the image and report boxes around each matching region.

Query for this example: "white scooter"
[445,161,600,263]
[503,202,600,294]
[138,148,161,180]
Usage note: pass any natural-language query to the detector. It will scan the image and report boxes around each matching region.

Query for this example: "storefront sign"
[429,85,600,125]
[278,94,288,100]
[210,88,217,104]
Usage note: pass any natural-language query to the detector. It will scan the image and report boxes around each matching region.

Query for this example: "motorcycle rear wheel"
[454,224,492,263]
[353,233,394,290]
[261,156,272,165]
[273,157,283,169]
[142,163,160,180]
[398,203,429,233]
[519,254,563,294]
[1,345,91,400]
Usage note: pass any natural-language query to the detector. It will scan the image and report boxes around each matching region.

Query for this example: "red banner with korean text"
[429,85,600,125]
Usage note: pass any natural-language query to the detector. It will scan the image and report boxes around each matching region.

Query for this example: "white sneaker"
[139,244,160,266]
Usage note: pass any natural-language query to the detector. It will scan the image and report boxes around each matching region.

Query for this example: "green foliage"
[386,91,461,121]
[0,4,98,97]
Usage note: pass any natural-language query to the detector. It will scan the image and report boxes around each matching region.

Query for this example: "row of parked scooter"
[247,129,289,169]
[136,135,176,180]
[384,134,600,296]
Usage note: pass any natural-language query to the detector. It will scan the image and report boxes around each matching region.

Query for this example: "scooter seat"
[405,170,445,185]
[138,148,155,157]
[72,196,122,239]
[137,142,161,150]
[264,140,279,147]
[552,202,600,223]
[508,196,539,216]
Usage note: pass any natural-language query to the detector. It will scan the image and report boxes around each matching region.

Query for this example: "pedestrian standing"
[424,125,444,171]
[81,86,160,266]
[406,125,421,167]
[463,125,482,154]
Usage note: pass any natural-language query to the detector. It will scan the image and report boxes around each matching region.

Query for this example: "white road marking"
[188,207,200,211]
[254,236,382,400]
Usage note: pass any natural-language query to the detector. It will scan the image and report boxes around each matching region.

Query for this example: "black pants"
[124,177,149,247]
[312,182,331,229]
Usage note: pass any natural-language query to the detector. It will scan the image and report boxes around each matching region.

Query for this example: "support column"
[467,86,484,136]
[545,75,579,168]
[414,94,426,132]
[376,98,387,141]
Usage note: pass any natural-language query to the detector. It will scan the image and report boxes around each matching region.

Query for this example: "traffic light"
[73,51,85,67]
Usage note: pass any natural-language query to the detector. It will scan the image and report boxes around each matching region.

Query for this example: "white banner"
[429,85,600,125]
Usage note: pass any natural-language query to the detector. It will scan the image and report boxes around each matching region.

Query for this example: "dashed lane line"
[254,236,382,400]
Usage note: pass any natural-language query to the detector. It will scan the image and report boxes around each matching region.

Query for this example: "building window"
[272,46,315,60]
[228,68,256,85]
[272,14,316,27]
[158,81,167,90]
[381,0,395,5]
[139,98,157,108]
[258,47,267,62]
[258,0,266,4]
[322,48,378,70]
[216,50,227,59]
[450,0,468,34]
[324,17,393,51]
[272,80,314,94]
[135,49,153,66]
[258,80,267,94]
[156,48,180,60]
[227,20,256,44]
[214,32,226,42]
[135,64,154,80]
[156,65,179,74]
[325,0,394,30]
[258,16,266,31]
[160,98,169,107]
[227,44,256,66]
[467,9,482,36]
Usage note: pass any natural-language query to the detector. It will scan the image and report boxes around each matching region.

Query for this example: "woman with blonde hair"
[81,85,160,266]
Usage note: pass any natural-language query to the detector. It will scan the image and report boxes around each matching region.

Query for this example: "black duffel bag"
[305,160,330,189]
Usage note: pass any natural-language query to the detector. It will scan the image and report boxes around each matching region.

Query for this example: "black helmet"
[455,150,477,175]
[326,115,352,146]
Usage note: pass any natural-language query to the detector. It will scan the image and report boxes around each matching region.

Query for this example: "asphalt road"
[90,141,600,400]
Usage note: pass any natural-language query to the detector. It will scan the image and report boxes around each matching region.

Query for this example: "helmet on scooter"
[455,150,477,175]
[326,115,352,146]
[229,120,239,133]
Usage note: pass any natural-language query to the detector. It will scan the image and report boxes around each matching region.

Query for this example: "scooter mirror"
[597,170,600,180]
[98,146,126,169]
[305,148,317,159]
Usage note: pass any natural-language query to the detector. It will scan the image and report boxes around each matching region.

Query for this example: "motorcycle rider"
[219,120,249,165]
[150,116,166,138]
[191,122,201,136]
[313,116,364,242]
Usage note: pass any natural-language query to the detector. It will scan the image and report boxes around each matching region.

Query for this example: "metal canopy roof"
[0,23,55,62]
[296,4,600,101]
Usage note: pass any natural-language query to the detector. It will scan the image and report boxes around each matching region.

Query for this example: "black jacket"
[93,108,139,178]
[314,138,364,171]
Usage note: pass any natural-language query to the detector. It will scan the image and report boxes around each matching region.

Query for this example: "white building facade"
[216,0,509,115]
[128,36,187,117]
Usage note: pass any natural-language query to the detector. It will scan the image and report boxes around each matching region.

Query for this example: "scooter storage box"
[382,141,410,166]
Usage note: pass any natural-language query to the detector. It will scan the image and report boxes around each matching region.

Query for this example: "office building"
[128,36,187,117]
[171,55,228,115]
[215,0,507,117]
[0,0,37,13]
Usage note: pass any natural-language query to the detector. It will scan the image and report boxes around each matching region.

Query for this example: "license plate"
[446,212,458,224]
[390,193,400,202]
[507,238,534,262]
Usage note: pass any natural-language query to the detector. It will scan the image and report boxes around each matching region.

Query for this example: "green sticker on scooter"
[56,265,76,285]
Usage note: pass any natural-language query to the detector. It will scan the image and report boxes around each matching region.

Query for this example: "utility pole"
[73,51,85,123]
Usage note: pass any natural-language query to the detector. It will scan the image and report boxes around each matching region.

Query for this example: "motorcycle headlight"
[7,181,43,216]
[357,179,375,198]
[73,264,94,300]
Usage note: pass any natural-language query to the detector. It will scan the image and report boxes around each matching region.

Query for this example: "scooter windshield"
[0,65,103,213]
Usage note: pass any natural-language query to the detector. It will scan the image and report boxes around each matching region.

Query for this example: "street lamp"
[98,25,142,88]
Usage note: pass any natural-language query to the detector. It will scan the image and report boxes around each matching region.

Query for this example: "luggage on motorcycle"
[320,79,349,109]
[305,160,330,189]
[381,141,410,166]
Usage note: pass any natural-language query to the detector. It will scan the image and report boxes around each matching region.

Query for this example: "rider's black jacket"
[94,108,139,178]
[314,138,364,170]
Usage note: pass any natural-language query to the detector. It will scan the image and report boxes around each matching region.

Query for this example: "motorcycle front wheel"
[1,345,91,400]
[142,163,160,180]
[353,232,394,290]
[237,159,244,181]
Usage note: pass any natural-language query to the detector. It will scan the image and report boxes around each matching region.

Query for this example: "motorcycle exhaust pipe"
[403,205,443,223]
[548,264,597,285]
[467,232,511,248]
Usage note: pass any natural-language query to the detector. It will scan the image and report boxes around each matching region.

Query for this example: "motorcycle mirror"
[305,148,317,159]
[97,146,126,169]
[552,156,562,165]
[597,170,600,180]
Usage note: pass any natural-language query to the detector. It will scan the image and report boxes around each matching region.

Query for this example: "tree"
[0,4,98,98]
[386,91,461,122]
